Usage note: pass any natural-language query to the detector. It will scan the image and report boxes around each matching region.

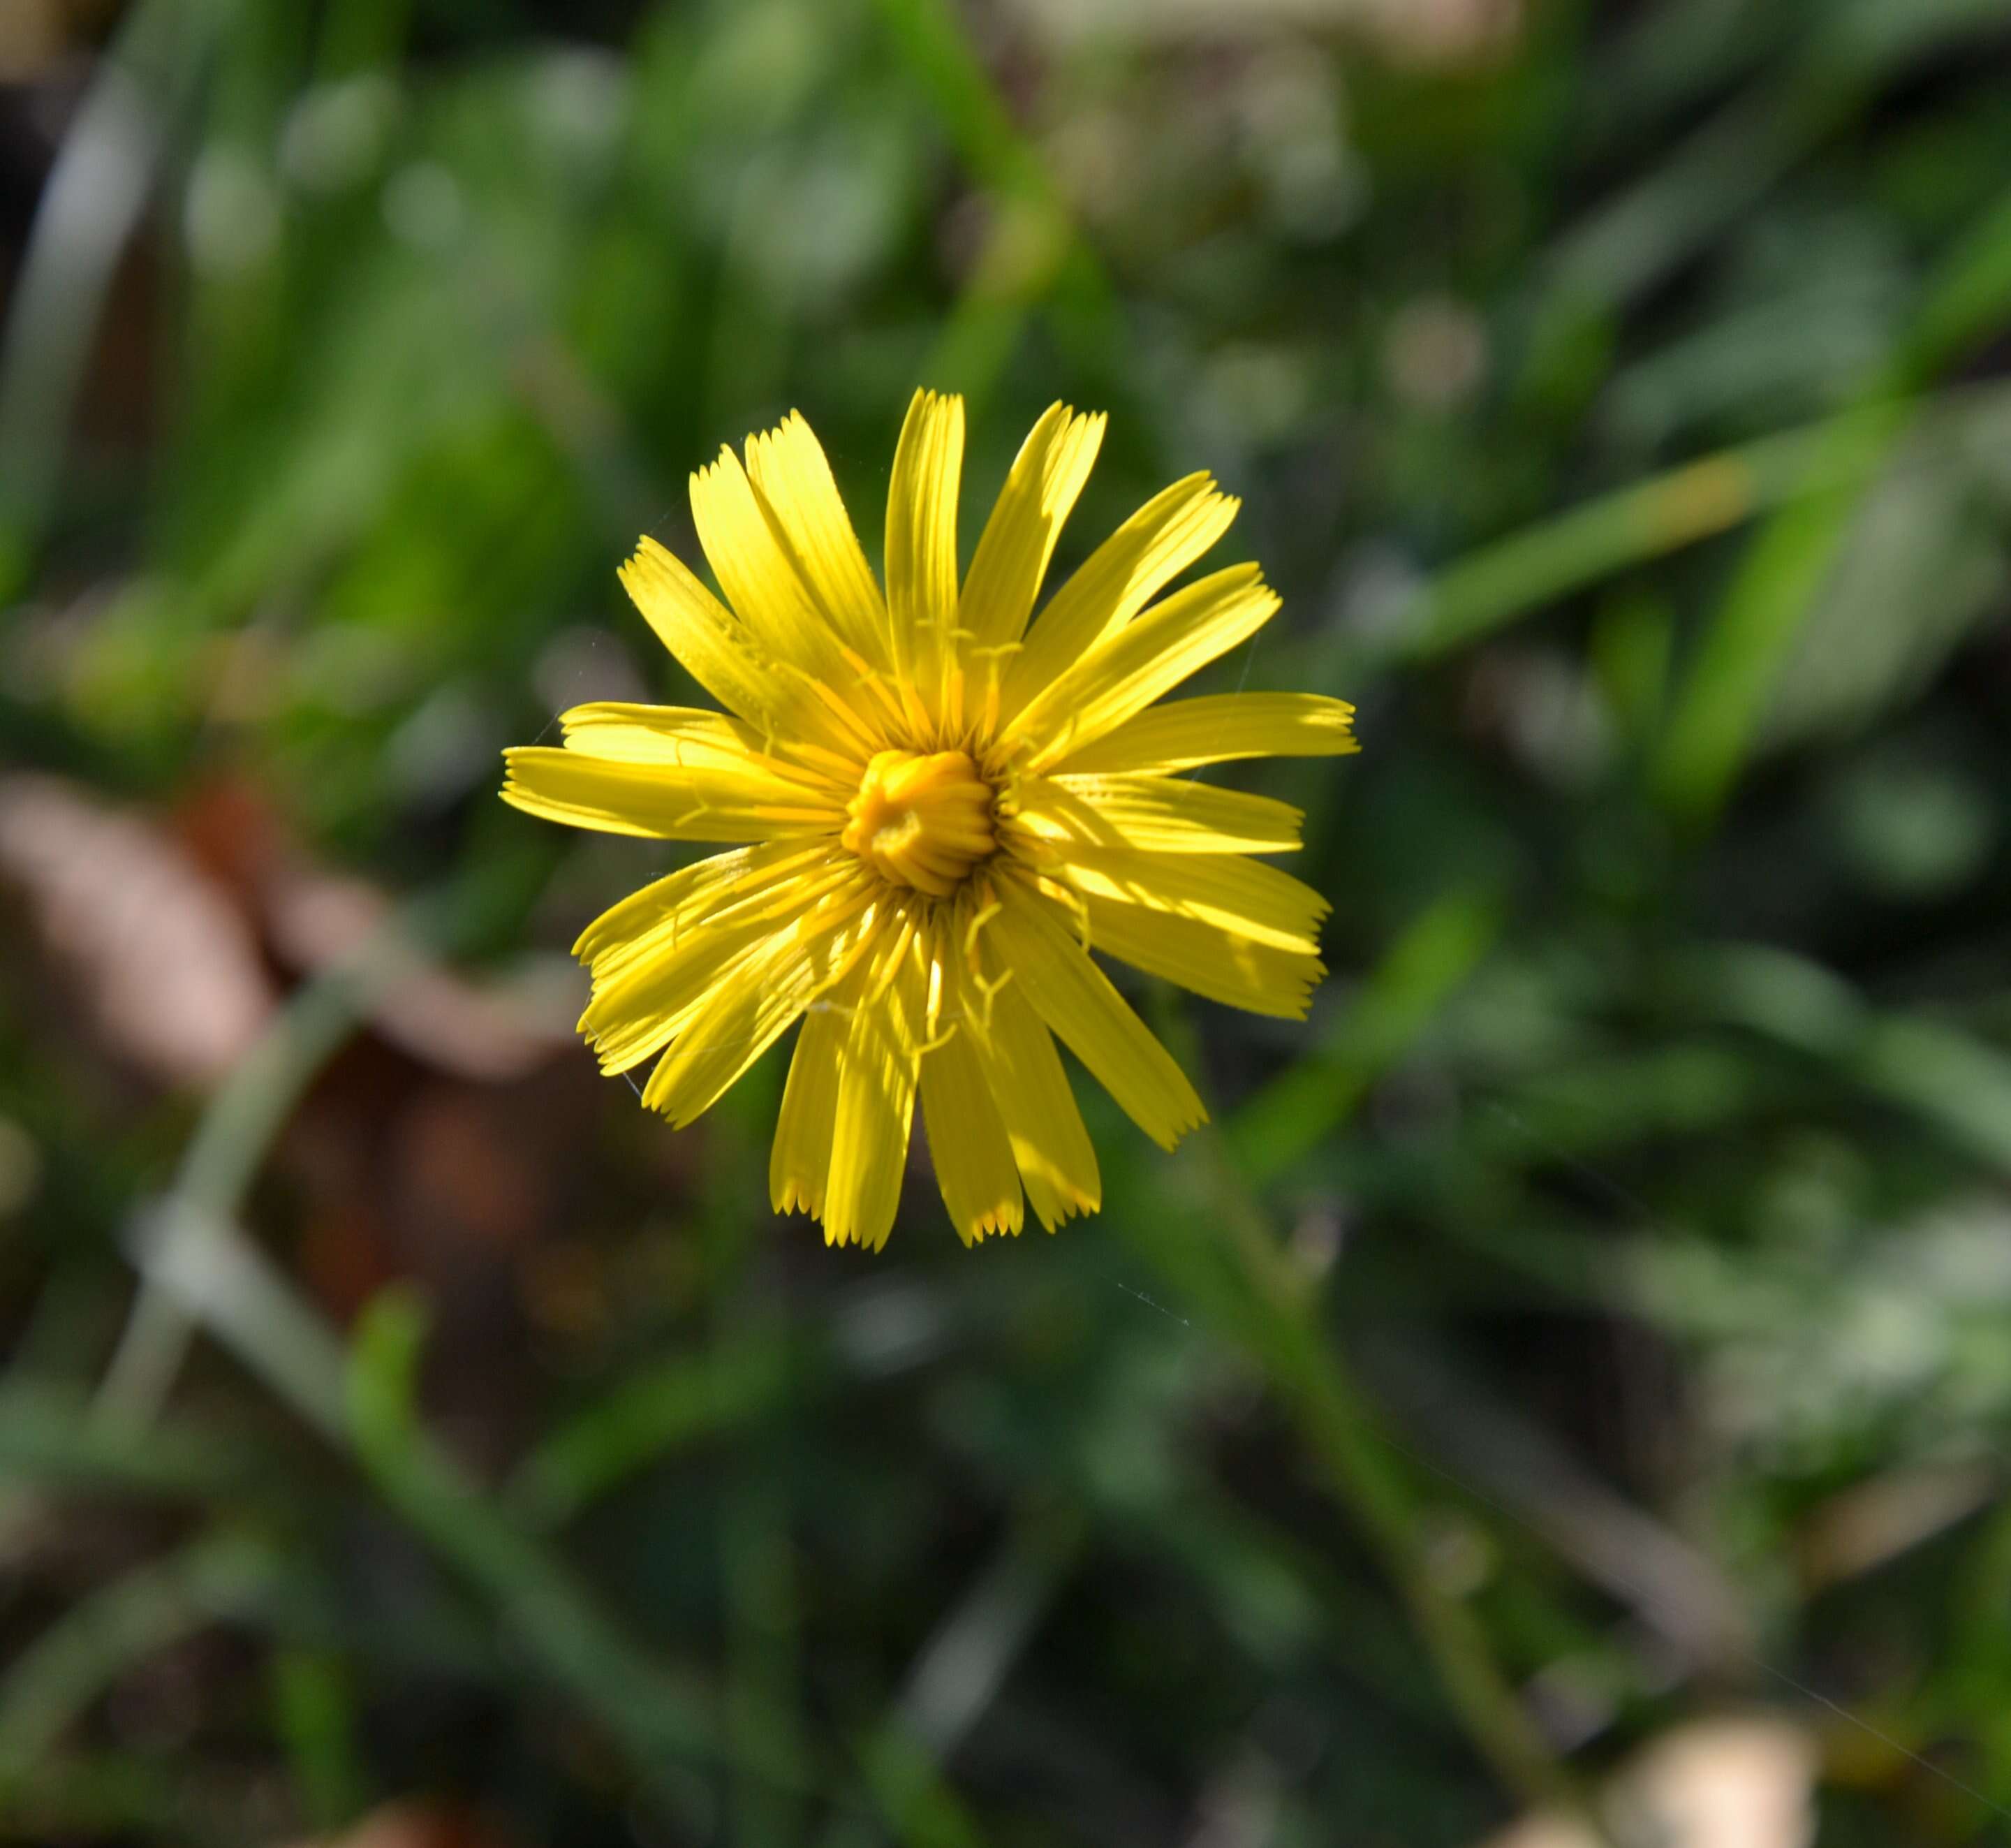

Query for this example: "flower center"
[841,749,996,897]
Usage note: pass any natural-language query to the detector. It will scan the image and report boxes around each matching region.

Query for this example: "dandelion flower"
[503,391,1356,1249]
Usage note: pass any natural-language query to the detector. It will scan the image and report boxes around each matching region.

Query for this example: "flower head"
[503,390,1356,1249]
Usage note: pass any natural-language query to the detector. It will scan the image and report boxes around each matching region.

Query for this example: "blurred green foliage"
[3,0,2011,1842]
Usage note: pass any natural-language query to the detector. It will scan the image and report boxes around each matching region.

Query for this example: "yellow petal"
[920,1002,1024,1245]
[769,981,853,1220]
[617,537,875,764]
[1053,692,1357,775]
[582,919,767,1076]
[959,402,1105,654]
[999,473,1237,719]
[640,885,880,1126]
[557,703,751,761]
[999,564,1281,770]
[824,919,925,1251]
[1080,890,1323,1019]
[582,859,862,1073]
[501,745,843,843]
[744,411,892,670]
[1015,773,1304,854]
[691,445,862,693]
[884,388,965,713]
[573,839,830,978]
[988,872,1206,1150]
[557,703,854,795]
[617,538,790,728]
[955,935,1100,1231]
[1034,844,1328,954]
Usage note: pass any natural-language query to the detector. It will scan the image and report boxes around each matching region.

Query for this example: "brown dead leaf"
[1481,1715,1818,1848]
[1796,1460,1998,1592]
[0,773,275,1085]
[267,869,570,1083]
[0,4,63,81]
[175,777,574,1084]
[287,1798,524,1848]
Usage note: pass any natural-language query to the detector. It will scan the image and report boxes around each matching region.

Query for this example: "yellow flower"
[503,391,1356,1249]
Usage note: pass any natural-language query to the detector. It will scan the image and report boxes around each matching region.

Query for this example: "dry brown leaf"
[1007,0,1521,63]
[286,1799,524,1848]
[1482,1715,1818,1848]
[0,773,275,1085]
[0,3,62,80]
[267,869,570,1083]
[1797,1460,1998,1592]
[175,777,573,1084]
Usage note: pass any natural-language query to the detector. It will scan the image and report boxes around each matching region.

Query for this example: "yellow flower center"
[841,749,996,897]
